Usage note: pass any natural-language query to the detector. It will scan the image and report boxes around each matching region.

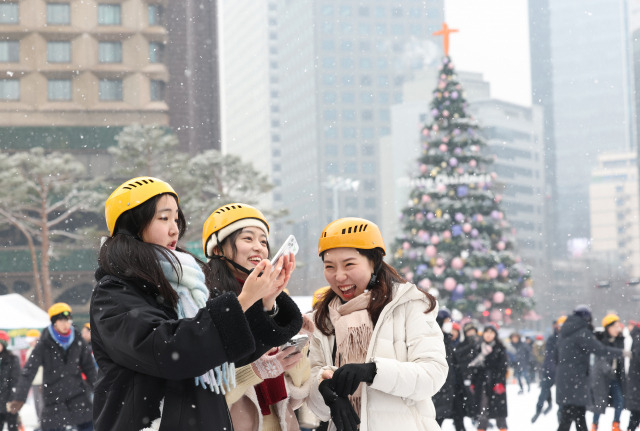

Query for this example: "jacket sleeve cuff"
[206,292,256,361]
[245,292,303,347]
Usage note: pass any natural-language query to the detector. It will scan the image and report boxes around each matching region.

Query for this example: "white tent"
[0,293,49,330]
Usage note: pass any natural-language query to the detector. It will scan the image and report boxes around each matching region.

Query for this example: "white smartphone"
[280,335,308,358]
[270,234,299,271]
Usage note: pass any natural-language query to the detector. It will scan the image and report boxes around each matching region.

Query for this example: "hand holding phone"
[280,335,308,358]
[270,235,299,272]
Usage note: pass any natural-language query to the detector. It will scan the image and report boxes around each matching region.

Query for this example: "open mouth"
[168,241,177,249]
[338,284,357,299]
[248,256,262,266]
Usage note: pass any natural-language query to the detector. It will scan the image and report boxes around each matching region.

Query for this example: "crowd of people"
[1,175,640,431]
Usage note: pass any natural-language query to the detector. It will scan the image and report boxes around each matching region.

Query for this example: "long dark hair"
[314,248,437,336]
[205,228,271,296]
[98,193,210,309]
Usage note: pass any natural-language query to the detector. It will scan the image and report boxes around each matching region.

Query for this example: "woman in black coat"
[91,177,302,431]
[555,307,626,431]
[468,324,508,431]
[0,331,19,431]
[626,324,640,430]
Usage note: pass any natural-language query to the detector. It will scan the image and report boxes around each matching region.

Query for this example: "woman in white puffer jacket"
[307,217,448,431]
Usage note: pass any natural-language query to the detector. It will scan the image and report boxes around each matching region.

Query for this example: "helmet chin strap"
[367,263,383,290]
[212,234,254,276]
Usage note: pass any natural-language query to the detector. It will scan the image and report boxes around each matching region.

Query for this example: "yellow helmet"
[556,315,567,326]
[26,329,41,338]
[105,176,178,236]
[312,286,331,308]
[602,313,620,328]
[318,217,385,256]
[202,203,270,258]
[48,302,72,320]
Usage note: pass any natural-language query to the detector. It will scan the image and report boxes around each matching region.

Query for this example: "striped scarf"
[158,250,236,394]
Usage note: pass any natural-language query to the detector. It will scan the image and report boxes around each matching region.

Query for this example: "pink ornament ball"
[501,269,509,278]
[418,278,432,291]
[436,257,445,266]
[487,268,498,279]
[431,235,440,245]
[422,194,431,203]
[490,309,503,321]
[433,266,444,276]
[463,223,472,233]
[451,257,464,270]
[439,144,448,152]
[425,245,437,258]
[405,272,414,282]
[521,287,534,298]
[496,241,506,251]
[493,291,505,304]
[436,184,446,193]
[473,269,482,278]
[444,277,456,291]
[420,164,428,174]
[494,194,503,203]
[476,214,484,223]
[469,159,477,167]
[415,212,424,222]
[403,241,411,250]
[442,230,452,240]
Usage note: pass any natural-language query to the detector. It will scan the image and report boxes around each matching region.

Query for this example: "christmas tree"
[392,56,534,324]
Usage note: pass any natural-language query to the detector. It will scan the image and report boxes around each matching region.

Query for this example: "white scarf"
[158,250,236,394]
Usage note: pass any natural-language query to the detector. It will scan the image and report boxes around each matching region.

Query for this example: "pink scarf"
[328,292,373,416]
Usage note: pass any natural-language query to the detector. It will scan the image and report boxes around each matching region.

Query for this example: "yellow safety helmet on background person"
[556,315,567,326]
[202,203,270,259]
[318,217,386,256]
[105,176,178,236]
[602,313,620,328]
[48,302,72,323]
[26,329,41,338]
[312,286,331,309]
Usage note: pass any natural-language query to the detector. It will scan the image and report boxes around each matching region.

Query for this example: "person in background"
[454,322,481,426]
[202,202,309,431]
[433,309,466,431]
[530,335,545,382]
[80,323,91,346]
[626,321,640,431]
[7,303,97,431]
[0,330,19,431]
[468,323,509,431]
[532,316,565,423]
[24,329,44,427]
[509,332,532,394]
[589,314,626,431]
[555,305,630,431]
[307,217,447,431]
[451,322,462,347]
[91,177,300,431]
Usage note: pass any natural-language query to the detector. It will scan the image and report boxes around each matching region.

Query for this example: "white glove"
[251,348,302,380]
[481,343,493,356]
[468,354,485,368]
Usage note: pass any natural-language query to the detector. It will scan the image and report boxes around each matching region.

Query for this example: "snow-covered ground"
[17,382,627,431]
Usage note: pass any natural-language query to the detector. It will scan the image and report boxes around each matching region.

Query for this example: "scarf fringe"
[336,325,372,366]
[159,250,237,393]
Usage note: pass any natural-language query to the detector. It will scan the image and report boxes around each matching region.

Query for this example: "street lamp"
[323,176,360,220]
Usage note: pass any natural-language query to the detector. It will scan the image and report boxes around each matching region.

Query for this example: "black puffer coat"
[433,332,456,418]
[13,326,97,428]
[469,340,508,418]
[0,348,20,413]
[453,334,481,416]
[91,270,302,431]
[555,315,623,407]
[625,326,640,412]
[588,330,625,414]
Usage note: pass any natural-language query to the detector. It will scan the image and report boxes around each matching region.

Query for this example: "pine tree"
[392,56,534,324]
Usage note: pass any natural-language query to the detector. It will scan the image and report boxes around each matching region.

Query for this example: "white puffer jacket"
[307,282,448,431]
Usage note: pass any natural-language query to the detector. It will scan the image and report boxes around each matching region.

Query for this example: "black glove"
[331,362,377,397]
[318,379,360,431]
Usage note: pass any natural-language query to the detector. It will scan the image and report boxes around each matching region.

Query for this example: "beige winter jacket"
[307,282,448,431]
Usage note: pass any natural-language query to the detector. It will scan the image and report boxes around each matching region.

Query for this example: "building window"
[97,4,121,25]
[148,4,162,25]
[343,144,357,156]
[344,161,357,174]
[362,162,375,174]
[325,144,338,156]
[0,79,19,100]
[361,110,373,121]
[98,41,122,63]
[149,42,164,63]
[0,3,18,24]
[342,109,356,121]
[47,41,71,63]
[0,41,19,62]
[99,79,122,101]
[48,79,71,101]
[150,79,165,101]
[47,3,70,25]
[343,127,357,139]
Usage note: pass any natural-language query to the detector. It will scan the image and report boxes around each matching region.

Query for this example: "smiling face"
[140,194,180,250]
[222,226,269,279]
[323,247,374,301]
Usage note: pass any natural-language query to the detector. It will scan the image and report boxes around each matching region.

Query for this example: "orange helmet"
[318,217,385,256]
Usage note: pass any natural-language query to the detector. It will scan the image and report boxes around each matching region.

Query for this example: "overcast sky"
[444,0,531,107]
